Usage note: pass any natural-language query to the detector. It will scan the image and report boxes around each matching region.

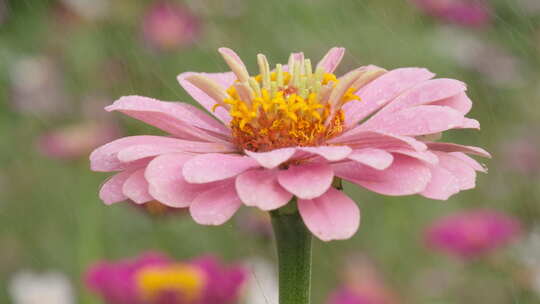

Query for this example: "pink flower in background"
[500,136,540,177]
[411,0,491,27]
[38,122,120,160]
[328,255,399,304]
[85,252,246,304]
[425,210,521,259]
[91,47,489,241]
[432,27,525,89]
[142,1,200,51]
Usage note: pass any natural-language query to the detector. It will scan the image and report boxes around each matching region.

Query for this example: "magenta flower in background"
[142,1,200,51]
[425,209,521,259]
[38,122,120,160]
[85,252,246,304]
[90,47,489,241]
[410,0,491,27]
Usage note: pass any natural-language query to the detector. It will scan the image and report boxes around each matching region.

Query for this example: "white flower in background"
[9,56,69,118]
[516,228,540,296]
[244,258,279,304]
[60,0,109,20]
[517,0,540,15]
[8,270,75,304]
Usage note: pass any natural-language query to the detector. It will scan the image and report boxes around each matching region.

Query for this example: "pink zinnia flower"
[411,0,491,27]
[142,1,200,51]
[85,252,246,304]
[425,209,521,259]
[90,47,489,241]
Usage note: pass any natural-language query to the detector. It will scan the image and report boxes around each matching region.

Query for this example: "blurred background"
[1,0,540,303]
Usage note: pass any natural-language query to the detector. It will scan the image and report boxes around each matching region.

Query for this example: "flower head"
[411,0,491,27]
[85,252,246,304]
[425,209,521,259]
[91,47,489,241]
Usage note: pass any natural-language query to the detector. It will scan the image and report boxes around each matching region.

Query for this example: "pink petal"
[426,142,491,158]
[183,153,259,183]
[449,152,487,172]
[145,153,212,207]
[91,136,154,172]
[334,155,431,196]
[189,182,242,225]
[316,47,345,73]
[431,92,472,114]
[117,140,236,163]
[90,136,232,172]
[361,105,465,136]
[347,148,394,170]
[460,118,480,129]
[245,148,296,169]
[376,78,466,115]
[99,170,134,205]
[435,152,476,190]
[298,188,360,241]
[420,166,461,200]
[343,68,435,126]
[235,169,292,210]
[330,129,427,152]
[389,149,439,164]
[106,96,230,142]
[177,71,237,124]
[299,146,352,161]
[122,169,154,204]
[277,162,334,199]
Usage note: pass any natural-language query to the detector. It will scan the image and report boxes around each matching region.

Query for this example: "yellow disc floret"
[136,264,205,302]
[221,56,359,152]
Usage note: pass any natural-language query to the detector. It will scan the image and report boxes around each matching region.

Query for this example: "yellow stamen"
[219,51,364,152]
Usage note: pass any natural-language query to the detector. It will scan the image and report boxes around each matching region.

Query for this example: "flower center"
[222,56,359,152]
[184,49,387,152]
[136,264,205,303]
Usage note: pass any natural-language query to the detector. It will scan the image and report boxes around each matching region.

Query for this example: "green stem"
[270,204,312,304]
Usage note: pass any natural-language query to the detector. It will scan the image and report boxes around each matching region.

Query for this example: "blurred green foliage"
[1,0,539,303]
